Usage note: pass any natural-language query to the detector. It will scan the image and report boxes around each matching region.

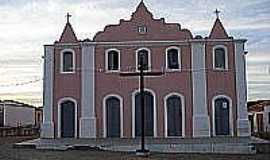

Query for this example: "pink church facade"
[41,1,250,139]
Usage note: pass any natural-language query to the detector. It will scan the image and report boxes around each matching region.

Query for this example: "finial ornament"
[66,12,72,23]
[214,8,221,19]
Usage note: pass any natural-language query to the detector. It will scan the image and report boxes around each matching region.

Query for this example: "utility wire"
[0,78,42,87]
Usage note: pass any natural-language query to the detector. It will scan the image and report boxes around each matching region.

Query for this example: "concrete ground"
[14,137,267,154]
[1,137,270,160]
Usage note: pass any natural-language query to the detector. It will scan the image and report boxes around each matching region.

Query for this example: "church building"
[41,1,250,139]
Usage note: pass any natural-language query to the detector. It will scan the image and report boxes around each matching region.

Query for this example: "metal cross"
[119,54,164,156]
[214,8,221,19]
[66,12,72,23]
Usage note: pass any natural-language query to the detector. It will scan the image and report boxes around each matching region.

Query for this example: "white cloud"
[0,0,269,105]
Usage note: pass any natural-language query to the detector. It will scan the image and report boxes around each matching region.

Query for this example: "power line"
[0,78,42,87]
[0,66,241,88]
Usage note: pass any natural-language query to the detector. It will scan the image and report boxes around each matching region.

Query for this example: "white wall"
[264,105,270,132]
[4,105,35,127]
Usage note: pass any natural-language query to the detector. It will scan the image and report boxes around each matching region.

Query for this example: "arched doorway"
[214,97,230,135]
[105,96,121,137]
[135,91,154,137]
[166,95,182,137]
[60,100,75,138]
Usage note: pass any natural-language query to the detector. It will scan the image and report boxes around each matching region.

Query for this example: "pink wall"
[53,45,82,137]
[205,41,237,136]
[95,44,193,138]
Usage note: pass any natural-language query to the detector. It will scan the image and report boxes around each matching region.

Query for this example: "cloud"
[0,0,269,104]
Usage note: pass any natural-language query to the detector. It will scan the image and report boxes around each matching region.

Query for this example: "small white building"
[264,106,270,132]
[248,100,270,133]
[0,100,41,127]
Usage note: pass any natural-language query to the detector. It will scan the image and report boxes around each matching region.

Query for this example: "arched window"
[106,49,120,71]
[136,48,150,71]
[213,46,227,70]
[61,49,75,73]
[166,47,180,70]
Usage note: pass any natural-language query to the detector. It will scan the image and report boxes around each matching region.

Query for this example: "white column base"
[41,122,54,138]
[193,115,210,137]
[237,119,250,137]
[79,117,96,138]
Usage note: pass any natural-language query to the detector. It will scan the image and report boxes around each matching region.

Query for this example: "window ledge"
[60,71,76,74]
[105,70,120,73]
[213,68,229,72]
[165,68,181,72]
[135,69,152,73]
[165,136,185,138]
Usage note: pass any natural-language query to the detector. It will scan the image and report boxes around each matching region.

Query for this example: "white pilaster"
[235,41,250,136]
[79,44,96,138]
[191,42,210,137]
[41,45,55,138]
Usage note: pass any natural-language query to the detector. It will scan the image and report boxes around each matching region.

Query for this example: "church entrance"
[106,97,121,137]
[135,91,154,137]
[60,100,75,138]
[166,95,182,136]
[214,98,230,135]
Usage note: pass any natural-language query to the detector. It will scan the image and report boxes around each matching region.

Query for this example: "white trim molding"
[80,44,96,138]
[212,45,228,71]
[165,46,181,72]
[57,97,78,138]
[212,95,234,136]
[41,45,54,138]
[60,48,76,74]
[234,41,250,136]
[191,42,210,137]
[103,94,124,138]
[105,48,121,72]
[164,92,185,138]
[132,88,157,138]
[135,48,151,72]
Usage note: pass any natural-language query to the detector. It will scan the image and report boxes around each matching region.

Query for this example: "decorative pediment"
[94,1,192,41]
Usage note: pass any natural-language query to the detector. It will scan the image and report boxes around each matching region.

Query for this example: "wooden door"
[61,101,75,138]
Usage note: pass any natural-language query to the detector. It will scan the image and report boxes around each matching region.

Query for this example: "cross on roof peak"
[66,12,72,23]
[214,8,221,19]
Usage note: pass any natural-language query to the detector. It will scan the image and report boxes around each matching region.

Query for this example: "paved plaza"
[1,137,270,160]
[14,137,270,154]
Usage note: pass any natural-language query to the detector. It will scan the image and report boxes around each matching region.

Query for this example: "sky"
[0,0,269,106]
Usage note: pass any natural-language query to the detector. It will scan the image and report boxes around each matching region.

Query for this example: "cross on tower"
[66,12,72,23]
[214,8,221,19]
